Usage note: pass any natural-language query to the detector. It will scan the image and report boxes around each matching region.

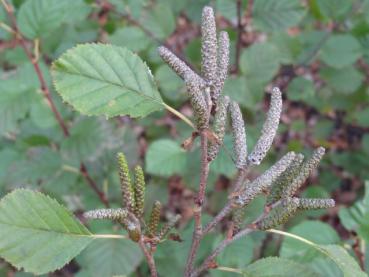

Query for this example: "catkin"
[282,147,325,197]
[207,96,230,162]
[229,101,247,169]
[201,6,218,85]
[185,72,209,130]
[117,152,135,212]
[298,198,335,210]
[257,198,299,230]
[232,152,296,207]
[266,153,304,205]
[147,201,162,237]
[133,165,145,218]
[213,31,230,103]
[248,87,282,165]
[83,208,128,221]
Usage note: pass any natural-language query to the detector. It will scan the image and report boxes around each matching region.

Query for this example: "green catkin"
[133,165,145,218]
[83,208,128,221]
[147,201,162,237]
[248,87,282,165]
[213,31,230,103]
[117,152,135,212]
[158,214,181,240]
[232,152,296,208]
[257,198,300,230]
[266,153,304,206]
[232,207,245,234]
[298,198,335,210]
[207,96,230,162]
[282,147,326,197]
[229,101,247,169]
[184,72,209,130]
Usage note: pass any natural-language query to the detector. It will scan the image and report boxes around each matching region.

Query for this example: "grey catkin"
[229,101,247,169]
[298,198,335,210]
[213,31,230,103]
[83,208,128,221]
[248,87,282,165]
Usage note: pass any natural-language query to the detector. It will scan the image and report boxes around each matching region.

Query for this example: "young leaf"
[52,43,164,118]
[0,189,93,275]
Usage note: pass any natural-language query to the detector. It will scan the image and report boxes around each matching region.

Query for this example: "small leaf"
[320,66,364,94]
[52,43,164,118]
[146,139,187,177]
[108,27,151,52]
[0,190,93,274]
[320,35,362,68]
[77,238,143,277]
[242,257,319,277]
[315,0,352,20]
[252,0,306,32]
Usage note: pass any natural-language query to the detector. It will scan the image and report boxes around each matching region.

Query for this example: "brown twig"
[184,132,210,277]
[138,238,158,277]
[1,0,109,208]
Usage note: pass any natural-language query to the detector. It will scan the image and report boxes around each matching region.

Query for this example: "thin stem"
[92,234,127,239]
[216,266,242,274]
[138,238,158,277]
[1,0,109,208]
[184,132,210,277]
[163,103,195,129]
[266,229,316,248]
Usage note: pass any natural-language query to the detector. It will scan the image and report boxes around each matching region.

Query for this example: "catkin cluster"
[84,152,180,243]
[159,5,335,232]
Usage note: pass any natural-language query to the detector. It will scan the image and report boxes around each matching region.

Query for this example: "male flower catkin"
[214,31,230,103]
[117,152,135,212]
[147,201,162,237]
[83,208,128,221]
[248,87,282,165]
[134,165,145,218]
[298,198,335,210]
[229,101,247,169]
[207,96,229,162]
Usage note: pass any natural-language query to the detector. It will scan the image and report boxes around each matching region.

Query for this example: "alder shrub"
[0,4,367,277]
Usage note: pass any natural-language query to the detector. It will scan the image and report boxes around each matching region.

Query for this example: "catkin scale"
[117,152,135,212]
[133,165,145,218]
[207,96,229,161]
[248,87,282,165]
[229,101,247,169]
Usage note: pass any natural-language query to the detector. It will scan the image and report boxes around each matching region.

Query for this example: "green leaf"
[315,0,352,21]
[240,42,281,84]
[320,35,362,68]
[52,43,164,118]
[155,64,185,102]
[17,0,91,39]
[108,27,151,52]
[77,237,143,277]
[320,66,364,94]
[280,221,340,262]
[252,0,306,32]
[146,139,187,177]
[242,257,319,277]
[0,189,93,275]
[287,77,315,102]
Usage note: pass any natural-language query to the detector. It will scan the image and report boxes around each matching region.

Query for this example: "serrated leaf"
[108,27,151,52]
[252,0,306,32]
[77,237,143,277]
[320,66,364,94]
[316,0,352,20]
[145,139,187,177]
[242,257,319,277]
[320,35,362,68]
[52,43,164,118]
[240,42,281,84]
[0,189,93,274]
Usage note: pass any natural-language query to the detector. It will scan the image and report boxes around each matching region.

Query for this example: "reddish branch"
[2,0,109,208]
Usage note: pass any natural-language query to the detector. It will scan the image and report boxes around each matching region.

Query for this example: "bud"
[257,198,299,230]
[266,153,304,206]
[298,198,335,210]
[201,6,217,85]
[248,87,282,165]
[133,165,146,218]
[158,214,181,240]
[232,152,296,207]
[229,101,247,169]
[83,208,128,221]
[117,152,135,212]
[282,147,326,197]
[185,72,209,130]
[208,96,229,162]
[147,201,162,237]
